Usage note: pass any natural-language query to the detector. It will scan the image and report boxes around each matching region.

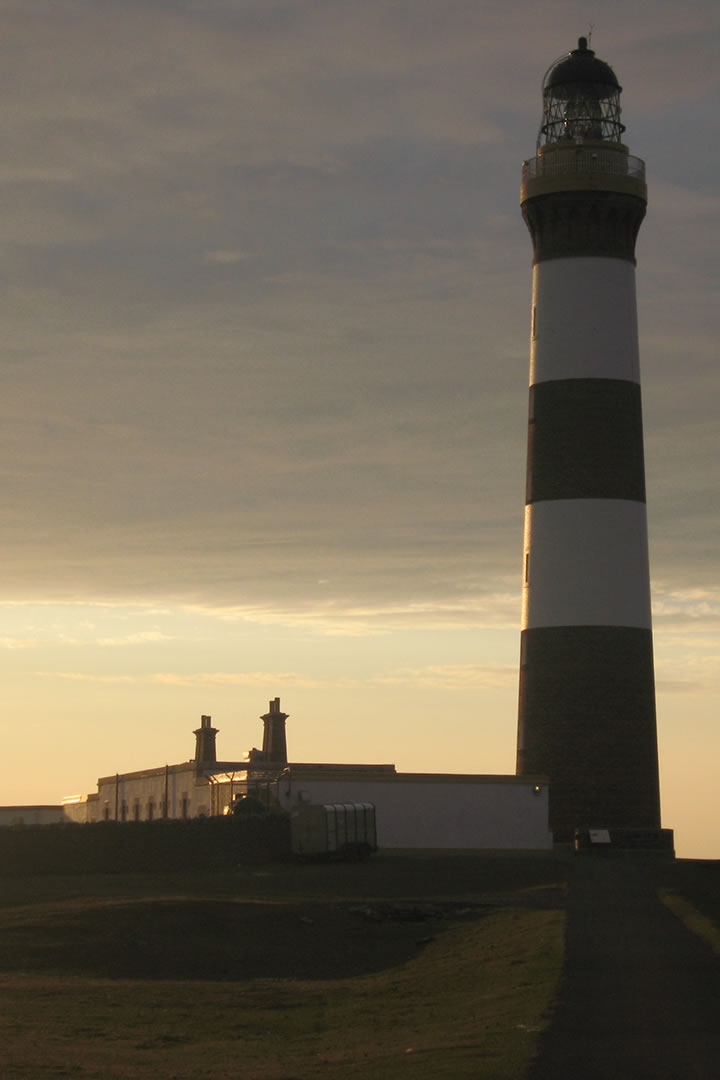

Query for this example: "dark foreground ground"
[0,854,565,1079]
[0,852,717,1078]
[528,856,720,1080]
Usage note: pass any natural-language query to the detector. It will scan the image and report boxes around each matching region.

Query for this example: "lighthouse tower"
[516,38,665,841]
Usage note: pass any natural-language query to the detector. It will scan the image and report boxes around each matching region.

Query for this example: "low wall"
[0,816,292,875]
[0,806,65,827]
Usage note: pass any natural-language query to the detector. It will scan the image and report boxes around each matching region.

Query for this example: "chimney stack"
[193,715,218,768]
[261,697,288,765]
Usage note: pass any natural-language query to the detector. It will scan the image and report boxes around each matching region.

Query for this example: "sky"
[1,0,719,859]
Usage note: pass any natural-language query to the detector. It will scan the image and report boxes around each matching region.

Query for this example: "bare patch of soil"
[0,897,488,981]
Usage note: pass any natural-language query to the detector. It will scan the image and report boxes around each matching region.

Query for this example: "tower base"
[517,625,661,832]
[568,826,674,858]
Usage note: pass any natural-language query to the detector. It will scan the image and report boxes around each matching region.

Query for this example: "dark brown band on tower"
[527,379,646,503]
[522,190,646,263]
[517,625,661,834]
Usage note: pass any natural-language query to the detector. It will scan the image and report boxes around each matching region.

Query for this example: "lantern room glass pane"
[541,85,624,146]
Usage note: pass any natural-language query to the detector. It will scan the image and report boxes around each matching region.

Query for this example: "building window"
[161,799,168,819]
[147,800,154,821]
[120,801,127,822]
[103,805,110,822]
[133,800,141,822]
[181,795,189,820]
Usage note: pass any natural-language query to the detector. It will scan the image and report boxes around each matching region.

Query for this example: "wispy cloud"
[655,654,720,694]
[36,670,348,690]
[0,637,47,650]
[375,663,517,690]
[186,591,522,635]
[652,587,720,629]
[38,672,136,684]
[0,634,79,648]
[152,671,339,689]
[96,631,175,647]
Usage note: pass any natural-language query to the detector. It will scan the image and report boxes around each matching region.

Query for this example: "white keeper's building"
[55,698,552,851]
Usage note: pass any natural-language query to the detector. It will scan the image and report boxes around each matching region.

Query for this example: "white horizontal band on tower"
[530,258,640,385]
[522,499,652,630]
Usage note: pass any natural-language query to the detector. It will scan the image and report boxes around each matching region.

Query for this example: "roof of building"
[277,764,547,785]
[0,804,64,811]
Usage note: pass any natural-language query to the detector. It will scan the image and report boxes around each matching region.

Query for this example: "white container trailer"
[290,802,377,859]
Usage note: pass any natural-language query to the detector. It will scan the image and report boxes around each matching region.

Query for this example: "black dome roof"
[546,37,621,92]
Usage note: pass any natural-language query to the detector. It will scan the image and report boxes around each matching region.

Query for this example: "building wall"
[0,805,66,827]
[276,774,552,851]
[60,756,551,852]
[62,794,99,823]
[94,765,211,822]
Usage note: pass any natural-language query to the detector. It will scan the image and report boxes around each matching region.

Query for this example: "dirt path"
[527,857,720,1079]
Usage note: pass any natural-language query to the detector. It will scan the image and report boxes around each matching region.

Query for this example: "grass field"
[0,854,566,1080]
[656,857,720,956]
[0,853,716,1079]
